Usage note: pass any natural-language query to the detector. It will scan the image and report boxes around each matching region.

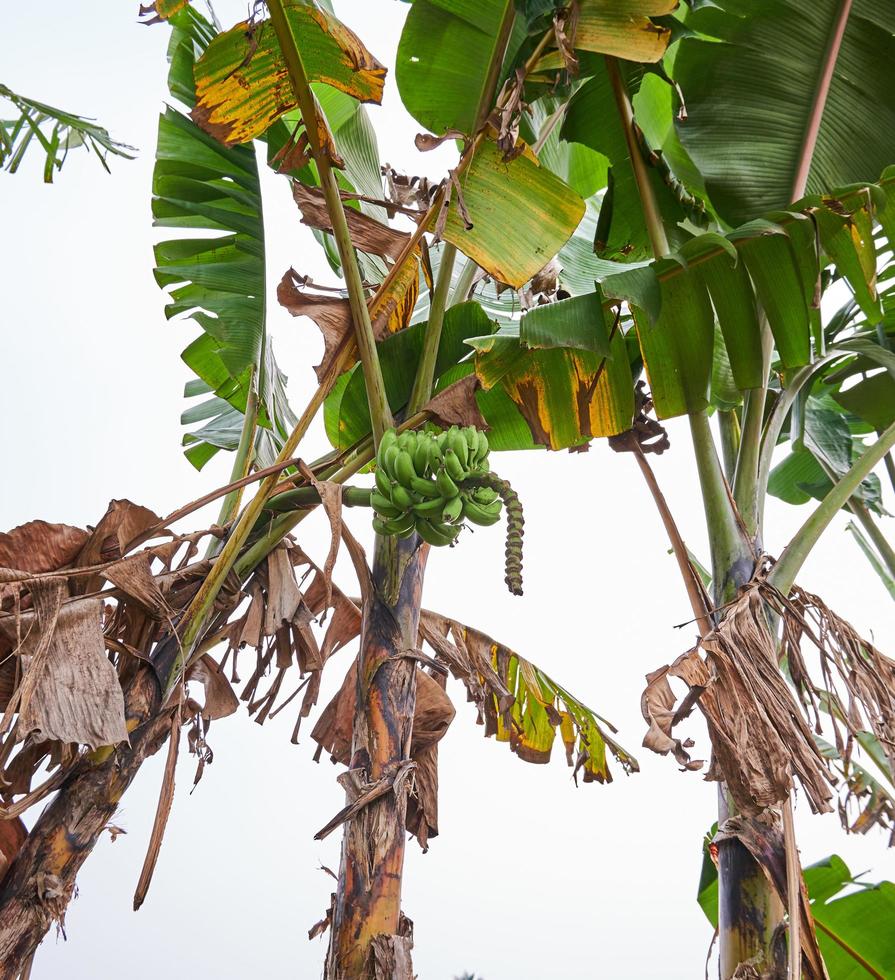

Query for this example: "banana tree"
[3,1,895,978]
[0,2,643,976]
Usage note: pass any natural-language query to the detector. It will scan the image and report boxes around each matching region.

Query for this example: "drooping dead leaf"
[278,252,419,382]
[104,554,169,617]
[186,655,239,721]
[263,547,304,636]
[192,10,386,146]
[0,521,88,574]
[418,611,637,781]
[641,657,705,771]
[133,707,180,911]
[292,182,411,262]
[277,270,351,383]
[1,595,128,750]
[639,567,895,819]
[421,375,488,430]
[298,461,342,611]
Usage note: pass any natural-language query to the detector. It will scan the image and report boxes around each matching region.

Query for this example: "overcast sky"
[4,3,895,978]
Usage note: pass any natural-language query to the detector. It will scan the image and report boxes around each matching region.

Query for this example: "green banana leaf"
[0,83,135,182]
[672,0,895,225]
[323,301,496,450]
[395,0,518,137]
[152,8,297,468]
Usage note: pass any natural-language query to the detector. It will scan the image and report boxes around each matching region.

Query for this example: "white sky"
[3,3,894,978]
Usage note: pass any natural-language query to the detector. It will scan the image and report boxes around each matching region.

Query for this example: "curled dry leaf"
[421,375,489,430]
[186,655,239,721]
[298,461,343,612]
[0,521,88,575]
[278,263,419,382]
[104,553,169,618]
[292,182,411,262]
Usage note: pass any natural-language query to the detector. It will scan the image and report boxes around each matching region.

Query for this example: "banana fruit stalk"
[372,425,524,594]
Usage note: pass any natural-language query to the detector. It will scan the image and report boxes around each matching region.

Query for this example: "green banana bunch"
[371,426,524,594]
[372,426,495,544]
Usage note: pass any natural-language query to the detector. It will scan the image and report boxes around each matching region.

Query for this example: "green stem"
[605,56,669,258]
[769,420,895,594]
[407,242,457,414]
[205,378,258,559]
[850,499,895,581]
[473,1,518,131]
[267,0,392,445]
[718,409,741,486]
[449,254,478,306]
[262,485,372,513]
[731,387,766,540]
[689,410,754,604]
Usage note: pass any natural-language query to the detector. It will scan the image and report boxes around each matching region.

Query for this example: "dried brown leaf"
[292,182,411,261]
[263,547,303,636]
[104,554,169,617]
[2,595,128,750]
[186,655,239,721]
[298,461,342,611]
[0,521,88,574]
[421,375,488,430]
[133,708,180,911]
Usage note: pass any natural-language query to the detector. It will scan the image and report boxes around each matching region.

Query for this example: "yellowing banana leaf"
[420,610,639,781]
[471,328,634,448]
[569,0,677,63]
[192,2,386,145]
[138,0,189,24]
[438,139,585,289]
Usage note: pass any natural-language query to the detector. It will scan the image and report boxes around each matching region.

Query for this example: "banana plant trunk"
[0,668,169,977]
[325,534,428,979]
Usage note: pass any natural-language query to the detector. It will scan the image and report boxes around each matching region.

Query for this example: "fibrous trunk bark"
[325,535,427,979]
[0,668,170,978]
[717,788,786,979]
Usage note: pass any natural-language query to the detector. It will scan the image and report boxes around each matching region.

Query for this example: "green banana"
[378,428,398,456]
[393,449,417,489]
[413,435,431,475]
[390,484,414,510]
[410,475,441,500]
[374,466,393,497]
[463,498,502,527]
[427,440,444,472]
[474,431,489,464]
[371,491,402,518]
[463,426,479,461]
[447,427,469,469]
[472,487,498,505]
[415,517,460,547]
[412,497,445,518]
[383,444,401,479]
[442,496,463,523]
[435,466,459,499]
[443,448,466,482]
[381,511,416,536]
